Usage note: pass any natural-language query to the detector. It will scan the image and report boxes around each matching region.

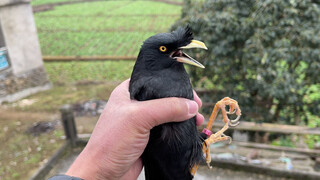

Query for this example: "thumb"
[133,97,198,129]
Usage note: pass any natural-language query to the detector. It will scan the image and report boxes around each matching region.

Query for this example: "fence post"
[60,104,78,147]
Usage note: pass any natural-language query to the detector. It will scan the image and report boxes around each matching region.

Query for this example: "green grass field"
[35,1,181,56]
[31,0,184,6]
[34,1,182,83]
[44,61,135,83]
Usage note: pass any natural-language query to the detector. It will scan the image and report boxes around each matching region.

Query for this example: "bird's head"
[137,26,207,70]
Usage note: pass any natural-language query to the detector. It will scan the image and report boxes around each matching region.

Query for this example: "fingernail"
[187,100,198,115]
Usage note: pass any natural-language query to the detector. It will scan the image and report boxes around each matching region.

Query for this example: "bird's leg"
[190,97,241,176]
[202,97,241,168]
[203,123,231,168]
[190,125,233,176]
[206,97,241,131]
[190,163,199,177]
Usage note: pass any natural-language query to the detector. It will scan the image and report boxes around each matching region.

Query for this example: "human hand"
[66,79,204,180]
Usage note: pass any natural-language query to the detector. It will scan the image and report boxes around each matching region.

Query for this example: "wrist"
[66,145,105,179]
[66,140,123,180]
[49,175,83,180]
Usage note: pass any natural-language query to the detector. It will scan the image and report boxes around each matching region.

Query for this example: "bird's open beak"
[181,40,208,50]
[171,40,207,68]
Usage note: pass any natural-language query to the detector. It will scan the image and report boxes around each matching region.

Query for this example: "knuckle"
[127,103,141,113]
[127,104,154,129]
[126,105,141,120]
[167,98,184,115]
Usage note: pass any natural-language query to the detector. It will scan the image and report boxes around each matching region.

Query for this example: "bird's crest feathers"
[141,26,194,49]
[172,26,193,47]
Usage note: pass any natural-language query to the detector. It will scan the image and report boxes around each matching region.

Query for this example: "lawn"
[34,0,182,83]
[35,1,181,56]
[31,0,184,6]
[44,61,135,84]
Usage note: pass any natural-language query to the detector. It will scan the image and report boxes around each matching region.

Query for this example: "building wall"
[0,0,43,75]
[0,23,5,47]
[0,0,50,103]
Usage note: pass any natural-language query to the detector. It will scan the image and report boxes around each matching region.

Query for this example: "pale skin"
[66,79,204,180]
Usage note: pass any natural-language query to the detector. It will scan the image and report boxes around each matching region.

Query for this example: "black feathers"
[129,26,203,180]
[142,26,193,50]
[172,25,193,48]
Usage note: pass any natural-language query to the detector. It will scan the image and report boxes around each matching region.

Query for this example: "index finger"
[193,90,202,108]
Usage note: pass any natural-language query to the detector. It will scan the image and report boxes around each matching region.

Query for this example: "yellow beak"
[174,40,207,68]
[180,40,208,50]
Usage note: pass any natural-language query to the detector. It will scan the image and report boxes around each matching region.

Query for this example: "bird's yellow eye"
[159,46,167,52]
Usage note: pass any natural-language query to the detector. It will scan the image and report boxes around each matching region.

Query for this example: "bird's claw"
[191,97,241,174]
[229,119,240,127]
[226,108,237,114]
[229,113,241,127]
[216,97,241,127]
[202,126,233,169]
[202,97,241,169]
[222,134,232,144]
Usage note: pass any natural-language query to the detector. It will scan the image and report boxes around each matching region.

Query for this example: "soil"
[0,108,64,180]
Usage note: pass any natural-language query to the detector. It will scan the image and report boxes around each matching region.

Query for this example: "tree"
[173,0,320,125]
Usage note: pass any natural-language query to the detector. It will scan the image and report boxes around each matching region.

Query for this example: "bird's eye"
[159,46,167,52]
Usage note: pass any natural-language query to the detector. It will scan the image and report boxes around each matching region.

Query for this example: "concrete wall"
[0,23,5,47]
[0,0,50,103]
[0,0,43,75]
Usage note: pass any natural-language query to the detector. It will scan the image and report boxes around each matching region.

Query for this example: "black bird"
[129,26,207,180]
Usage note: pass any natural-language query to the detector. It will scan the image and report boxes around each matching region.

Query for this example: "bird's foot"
[203,122,232,168]
[217,97,241,126]
[191,97,242,175]
[205,97,241,136]
[202,96,242,168]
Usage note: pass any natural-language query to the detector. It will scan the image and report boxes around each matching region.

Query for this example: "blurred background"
[0,0,319,179]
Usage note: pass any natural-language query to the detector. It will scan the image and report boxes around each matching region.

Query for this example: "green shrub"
[173,0,320,125]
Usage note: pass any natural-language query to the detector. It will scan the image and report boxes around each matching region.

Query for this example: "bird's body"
[129,27,206,180]
[130,60,202,180]
[131,60,193,100]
